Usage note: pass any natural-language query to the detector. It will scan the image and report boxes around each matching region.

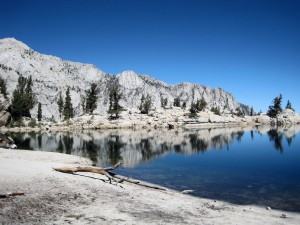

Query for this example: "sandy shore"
[1,148,299,225]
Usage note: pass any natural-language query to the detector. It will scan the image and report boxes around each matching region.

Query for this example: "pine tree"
[57,92,64,120]
[86,83,98,114]
[161,96,168,109]
[211,107,221,116]
[182,101,186,109]
[24,76,36,117]
[63,87,74,120]
[173,97,181,107]
[107,85,123,118]
[0,77,8,99]
[267,94,282,118]
[37,102,42,121]
[196,97,207,112]
[250,107,254,116]
[235,107,244,117]
[81,95,86,114]
[11,76,36,119]
[285,100,294,111]
[140,94,152,114]
[189,102,197,118]
[139,94,145,111]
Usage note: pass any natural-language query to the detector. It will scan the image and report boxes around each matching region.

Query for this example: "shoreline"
[1,148,300,224]
[1,107,300,133]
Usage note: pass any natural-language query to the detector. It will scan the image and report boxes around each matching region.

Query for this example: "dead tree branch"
[53,161,123,183]
[0,192,25,198]
[53,160,166,190]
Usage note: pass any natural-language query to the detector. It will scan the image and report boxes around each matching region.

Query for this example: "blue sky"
[1,0,299,112]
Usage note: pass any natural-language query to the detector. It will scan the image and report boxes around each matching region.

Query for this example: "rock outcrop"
[0,37,251,120]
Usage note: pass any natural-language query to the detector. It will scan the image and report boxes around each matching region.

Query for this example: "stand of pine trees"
[107,84,123,118]
[10,76,36,119]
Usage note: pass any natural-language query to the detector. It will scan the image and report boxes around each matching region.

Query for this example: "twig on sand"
[0,192,25,198]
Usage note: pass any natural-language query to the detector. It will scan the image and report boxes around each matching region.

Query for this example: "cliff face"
[0,38,251,120]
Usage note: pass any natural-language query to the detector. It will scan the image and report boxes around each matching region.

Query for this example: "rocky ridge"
[0,38,251,121]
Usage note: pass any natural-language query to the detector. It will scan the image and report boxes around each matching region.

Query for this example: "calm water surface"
[9,125,300,212]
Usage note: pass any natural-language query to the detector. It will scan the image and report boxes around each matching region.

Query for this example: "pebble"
[181,189,195,194]
[281,214,287,219]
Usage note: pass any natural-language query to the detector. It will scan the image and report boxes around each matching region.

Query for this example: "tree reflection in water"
[57,135,64,153]
[37,133,42,149]
[189,134,208,153]
[7,125,299,167]
[62,132,74,155]
[107,135,125,164]
[140,138,152,160]
[267,129,283,153]
[82,140,98,163]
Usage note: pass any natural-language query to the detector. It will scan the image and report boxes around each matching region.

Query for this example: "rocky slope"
[0,38,251,120]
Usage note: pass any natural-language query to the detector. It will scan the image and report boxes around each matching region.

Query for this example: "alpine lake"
[8,125,300,212]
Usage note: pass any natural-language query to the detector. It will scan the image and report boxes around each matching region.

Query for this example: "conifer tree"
[160,96,168,109]
[81,95,86,114]
[173,97,181,107]
[140,94,152,114]
[139,94,145,111]
[182,101,187,109]
[63,87,74,120]
[107,84,123,118]
[189,102,197,118]
[196,97,207,112]
[211,107,221,116]
[23,76,36,117]
[86,83,98,114]
[11,76,36,119]
[267,94,282,118]
[0,77,8,99]
[37,102,42,121]
[57,92,64,120]
[235,107,244,117]
[285,100,294,111]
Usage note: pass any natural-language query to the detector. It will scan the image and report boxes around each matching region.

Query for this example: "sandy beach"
[0,148,299,225]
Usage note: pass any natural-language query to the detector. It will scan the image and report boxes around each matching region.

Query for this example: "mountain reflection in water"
[8,125,300,212]
[8,125,299,168]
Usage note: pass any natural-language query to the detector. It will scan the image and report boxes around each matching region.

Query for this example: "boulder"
[0,111,10,126]
[281,109,295,118]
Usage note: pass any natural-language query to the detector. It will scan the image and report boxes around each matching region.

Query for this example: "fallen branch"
[0,192,24,198]
[53,161,167,191]
[109,173,167,191]
[53,161,123,183]
[103,161,123,171]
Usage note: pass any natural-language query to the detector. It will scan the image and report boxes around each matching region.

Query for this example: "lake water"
[8,125,300,212]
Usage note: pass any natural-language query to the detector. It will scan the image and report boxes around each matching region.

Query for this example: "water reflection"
[8,125,300,168]
[267,129,284,153]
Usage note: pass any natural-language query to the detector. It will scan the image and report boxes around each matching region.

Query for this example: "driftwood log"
[53,161,167,190]
[53,161,123,183]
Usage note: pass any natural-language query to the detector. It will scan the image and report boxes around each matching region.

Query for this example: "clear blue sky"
[1,0,299,112]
